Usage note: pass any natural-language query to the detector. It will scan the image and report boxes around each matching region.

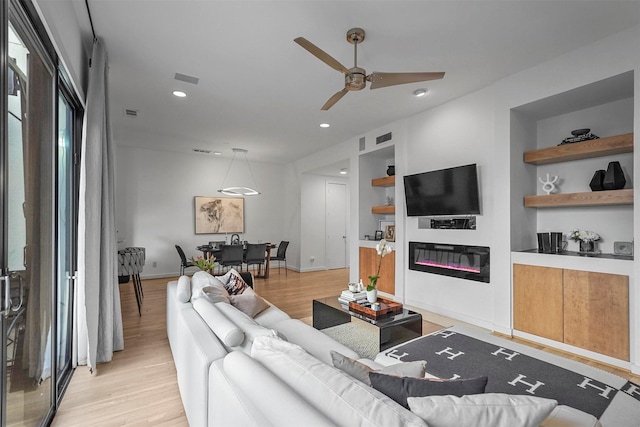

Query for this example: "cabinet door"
[359,247,395,294]
[563,270,629,361]
[513,264,564,342]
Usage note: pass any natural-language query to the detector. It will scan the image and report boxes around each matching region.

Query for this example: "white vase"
[366,289,378,303]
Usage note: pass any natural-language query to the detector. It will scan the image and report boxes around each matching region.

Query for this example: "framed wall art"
[385,225,396,242]
[194,196,244,234]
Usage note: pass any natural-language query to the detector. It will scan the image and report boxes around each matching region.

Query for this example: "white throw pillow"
[407,393,557,427]
[176,275,191,303]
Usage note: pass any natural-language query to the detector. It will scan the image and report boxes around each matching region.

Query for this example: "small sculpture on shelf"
[559,128,599,145]
[602,161,626,190]
[539,173,558,195]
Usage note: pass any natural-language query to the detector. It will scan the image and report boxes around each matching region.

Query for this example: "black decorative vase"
[602,161,626,190]
[386,165,395,176]
[589,170,606,191]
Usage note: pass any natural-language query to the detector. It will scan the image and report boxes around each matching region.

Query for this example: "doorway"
[2,1,81,425]
[325,182,348,269]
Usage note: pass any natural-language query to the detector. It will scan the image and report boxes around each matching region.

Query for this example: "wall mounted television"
[403,163,480,217]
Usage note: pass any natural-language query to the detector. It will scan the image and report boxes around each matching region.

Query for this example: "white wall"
[115,144,288,278]
[292,24,639,340]
[401,87,496,329]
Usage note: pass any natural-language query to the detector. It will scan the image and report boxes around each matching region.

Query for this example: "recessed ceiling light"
[339,168,348,175]
[413,88,428,97]
[320,123,330,128]
[173,90,187,98]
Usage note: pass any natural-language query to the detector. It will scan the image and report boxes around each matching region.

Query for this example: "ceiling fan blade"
[294,37,350,75]
[368,72,445,89]
[321,88,349,110]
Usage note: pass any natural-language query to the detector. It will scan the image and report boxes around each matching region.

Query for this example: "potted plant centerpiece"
[366,239,394,303]
[569,229,601,254]
[190,255,217,273]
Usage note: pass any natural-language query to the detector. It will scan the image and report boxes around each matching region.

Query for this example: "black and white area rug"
[377,326,640,427]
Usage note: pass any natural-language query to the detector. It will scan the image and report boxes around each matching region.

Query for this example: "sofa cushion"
[215,301,276,351]
[252,303,291,328]
[176,275,191,303]
[229,293,270,318]
[218,351,336,427]
[369,372,488,408]
[407,393,557,427]
[193,298,244,347]
[251,336,427,427]
[330,351,427,386]
[541,405,602,427]
[191,270,228,302]
[271,319,359,364]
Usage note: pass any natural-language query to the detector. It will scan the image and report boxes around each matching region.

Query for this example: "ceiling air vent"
[376,132,392,145]
[124,108,139,118]
[359,136,366,151]
[174,73,199,85]
[192,148,212,154]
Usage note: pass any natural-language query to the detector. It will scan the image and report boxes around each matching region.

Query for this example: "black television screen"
[403,163,480,216]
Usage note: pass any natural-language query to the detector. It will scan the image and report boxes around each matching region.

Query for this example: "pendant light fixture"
[218,148,261,196]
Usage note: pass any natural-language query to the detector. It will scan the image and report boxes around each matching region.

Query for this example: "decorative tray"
[348,298,403,319]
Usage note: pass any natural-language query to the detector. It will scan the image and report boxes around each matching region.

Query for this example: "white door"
[326,182,347,269]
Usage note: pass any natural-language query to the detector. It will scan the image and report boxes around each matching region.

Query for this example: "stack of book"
[338,290,367,305]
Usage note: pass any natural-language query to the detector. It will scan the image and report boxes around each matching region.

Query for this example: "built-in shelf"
[371,176,395,187]
[371,205,395,214]
[523,133,633,165]
[524,189,633,208]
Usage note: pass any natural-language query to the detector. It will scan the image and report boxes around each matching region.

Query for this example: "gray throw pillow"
[369,372,488,408]
[330,351,427,386]
[229,293,270,318]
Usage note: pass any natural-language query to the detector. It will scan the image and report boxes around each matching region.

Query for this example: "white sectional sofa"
[166,270,602,427]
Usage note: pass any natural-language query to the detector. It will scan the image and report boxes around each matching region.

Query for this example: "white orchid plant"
[367,239,394,291]
[569,229,600,242]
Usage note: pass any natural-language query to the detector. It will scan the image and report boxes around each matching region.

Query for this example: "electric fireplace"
[409,241,490,283]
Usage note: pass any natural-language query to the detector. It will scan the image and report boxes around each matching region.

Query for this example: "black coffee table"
[312,296,423,352]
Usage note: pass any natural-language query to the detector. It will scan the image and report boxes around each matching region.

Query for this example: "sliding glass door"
[2,0,80,425]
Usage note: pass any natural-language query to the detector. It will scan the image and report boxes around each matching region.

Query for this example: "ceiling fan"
[294,28,445,110]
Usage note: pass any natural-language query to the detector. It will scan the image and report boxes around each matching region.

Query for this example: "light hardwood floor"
[51,267,640,426]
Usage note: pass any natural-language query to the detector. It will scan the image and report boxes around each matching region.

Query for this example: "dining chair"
[175,244,198,276]
[219,244,244,273]
[244,243,267,276]
[270,241,289,276]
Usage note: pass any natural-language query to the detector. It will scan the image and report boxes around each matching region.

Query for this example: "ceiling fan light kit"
[295,27,445,110]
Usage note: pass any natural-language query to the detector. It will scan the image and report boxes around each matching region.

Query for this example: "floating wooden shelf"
[524,189,633,208]
[523,133,633,165]
[371,176,395,187]
[371,205,395,214]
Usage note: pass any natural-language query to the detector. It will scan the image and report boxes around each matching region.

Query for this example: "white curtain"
[74,38,124,372]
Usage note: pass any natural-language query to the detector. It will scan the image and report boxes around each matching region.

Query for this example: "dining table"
[196,242,276,279]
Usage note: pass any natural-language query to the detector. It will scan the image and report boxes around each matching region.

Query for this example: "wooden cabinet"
[513,264,564,342]
[522,133,633,208]
[563,270,629,361]
[371,175,395,214]
[513,264,629,361]
[359,247,395,294]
